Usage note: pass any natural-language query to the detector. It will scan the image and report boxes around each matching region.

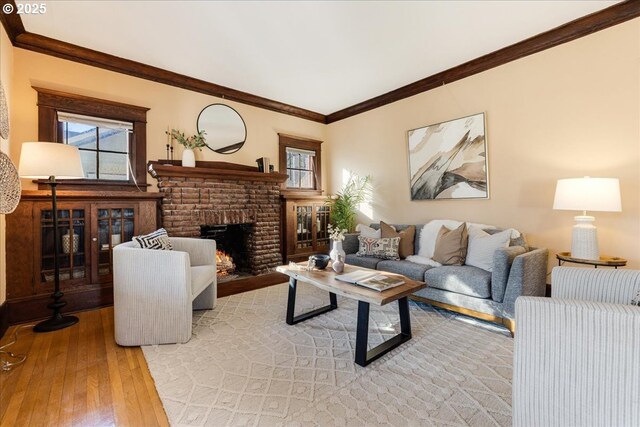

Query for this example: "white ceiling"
[20,1,618,115]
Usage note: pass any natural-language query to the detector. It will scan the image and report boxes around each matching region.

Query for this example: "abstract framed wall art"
[407,112,488,200]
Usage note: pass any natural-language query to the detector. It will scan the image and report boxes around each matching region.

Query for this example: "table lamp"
[18,142,85,332]
[553,177,621,260]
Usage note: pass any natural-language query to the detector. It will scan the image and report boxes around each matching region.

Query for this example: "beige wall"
[0,25,14,305]
[326,18,640,270]
[9,49,326,192]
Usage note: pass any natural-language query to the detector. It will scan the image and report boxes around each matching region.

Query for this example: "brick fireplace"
[148,161,289,275]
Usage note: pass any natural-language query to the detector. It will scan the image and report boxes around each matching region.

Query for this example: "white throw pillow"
[465,227,511,272]
[356,223,381,238]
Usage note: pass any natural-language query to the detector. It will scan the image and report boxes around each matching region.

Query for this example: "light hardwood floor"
[0,307,169,427]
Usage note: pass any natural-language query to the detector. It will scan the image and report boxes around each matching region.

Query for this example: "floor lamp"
[18,142,85,332]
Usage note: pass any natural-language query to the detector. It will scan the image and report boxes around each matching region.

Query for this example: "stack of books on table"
[335,270,405,292]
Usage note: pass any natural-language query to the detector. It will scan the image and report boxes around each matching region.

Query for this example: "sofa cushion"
[191,265,215,298]
[425,266,492,298]
[376,260,431,281]
[380,221,416,259]
[345,254,382,270]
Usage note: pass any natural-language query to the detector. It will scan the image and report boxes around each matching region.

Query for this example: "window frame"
[278,133,322,196]
[34,87,149,191]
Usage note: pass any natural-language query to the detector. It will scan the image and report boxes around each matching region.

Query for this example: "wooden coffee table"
[275,264,426,367]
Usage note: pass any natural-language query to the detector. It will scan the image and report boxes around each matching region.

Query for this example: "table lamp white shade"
[18,142,85,179]
[553,177,622,213]
[553,177,622,261]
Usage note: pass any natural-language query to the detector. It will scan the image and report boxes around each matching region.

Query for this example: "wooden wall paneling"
[138,200,159,234]
[0,302,8,339]
[6,201,35,299]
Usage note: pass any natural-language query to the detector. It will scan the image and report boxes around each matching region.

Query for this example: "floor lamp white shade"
[553,177,622,260]
[18,142,85,179]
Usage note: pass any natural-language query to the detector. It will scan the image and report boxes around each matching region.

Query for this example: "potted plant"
[325,173,371,258]
[166,129,207,167]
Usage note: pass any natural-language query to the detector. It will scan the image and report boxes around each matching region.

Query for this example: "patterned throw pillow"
[356,236,400,260]
[631,291,640,306]
[133,228,173,250]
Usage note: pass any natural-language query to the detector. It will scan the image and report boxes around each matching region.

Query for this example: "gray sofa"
[344,223,548,333]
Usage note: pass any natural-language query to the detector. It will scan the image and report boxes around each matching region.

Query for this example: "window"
[278,134,322,194]
[58,112,132,181]
[35,87,149,191]
[286,147,316,189]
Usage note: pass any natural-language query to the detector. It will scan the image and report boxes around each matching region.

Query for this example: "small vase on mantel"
[182,148,196,167]
[330,240,346,263]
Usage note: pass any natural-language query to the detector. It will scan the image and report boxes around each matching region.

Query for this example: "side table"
[556,252,627,269]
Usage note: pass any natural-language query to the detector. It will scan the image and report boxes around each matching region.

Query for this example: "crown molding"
[0,0,24,44]
[325,1,640,123]
[2,0,638,125]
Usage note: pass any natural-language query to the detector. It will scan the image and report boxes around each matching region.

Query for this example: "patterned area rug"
[142,282,513,426]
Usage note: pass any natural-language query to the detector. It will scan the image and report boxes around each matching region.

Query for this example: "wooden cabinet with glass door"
[5,191,163,324]
[281,195,331,263]
[35,203,90,289]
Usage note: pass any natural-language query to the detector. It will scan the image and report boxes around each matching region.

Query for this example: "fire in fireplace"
[201,224,252,281]
[216,250,235,277]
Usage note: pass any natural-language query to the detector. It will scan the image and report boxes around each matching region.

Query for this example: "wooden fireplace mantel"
[147,160,289,183]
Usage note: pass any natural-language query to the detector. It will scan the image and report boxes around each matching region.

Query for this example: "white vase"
[182,148,196,167]
[330,240,346,262]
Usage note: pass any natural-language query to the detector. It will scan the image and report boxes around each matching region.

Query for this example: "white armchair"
[513,267,640,427]
[113,237,217,346]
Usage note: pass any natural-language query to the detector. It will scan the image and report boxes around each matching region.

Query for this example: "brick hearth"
[148,161,289,275]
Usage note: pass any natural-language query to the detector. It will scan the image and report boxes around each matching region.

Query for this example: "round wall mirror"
[197,104,247,154]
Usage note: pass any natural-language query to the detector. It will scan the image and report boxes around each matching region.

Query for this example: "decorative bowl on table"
[309,254,331,269]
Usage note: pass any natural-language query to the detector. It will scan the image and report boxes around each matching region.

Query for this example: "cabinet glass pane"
[112,219,122,246]
[96,206,135,277]
[316,205,331,247]
[40,208,85,284]
[124,219,134,242]
[296,206,313,249]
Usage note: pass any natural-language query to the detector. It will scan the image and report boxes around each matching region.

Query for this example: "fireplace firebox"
[201,224,252,280]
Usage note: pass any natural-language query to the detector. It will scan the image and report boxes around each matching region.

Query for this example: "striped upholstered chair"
[512,266,640,427]
[113,237,217,346]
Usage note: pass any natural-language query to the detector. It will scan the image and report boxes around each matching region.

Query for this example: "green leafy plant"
[166,129,207,150]
[326,173,371,233]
